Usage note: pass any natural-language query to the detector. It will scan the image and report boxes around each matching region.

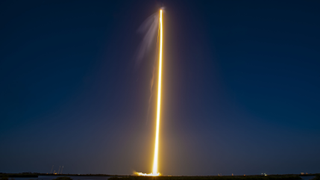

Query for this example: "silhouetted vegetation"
[52,177,73,180]
[0,173,113,178]
[1,175,9,180]
[109,175,302,180]
[0,173,39,178]
[312,175,320,180]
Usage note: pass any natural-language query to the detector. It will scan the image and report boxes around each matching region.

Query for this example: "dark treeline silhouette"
[1,173,320,180]
[109,175,312,180]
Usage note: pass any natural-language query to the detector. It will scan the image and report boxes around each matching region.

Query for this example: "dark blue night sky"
[1,0,320,176]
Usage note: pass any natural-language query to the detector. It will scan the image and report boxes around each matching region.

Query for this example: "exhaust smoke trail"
[50,165,54,174]
[146,66,156,123]
[135,13,159,69]
[135,12,159,123]
[135,9,163,176]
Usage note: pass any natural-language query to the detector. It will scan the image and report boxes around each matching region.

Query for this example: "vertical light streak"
[152,9,163,175]
[134,9,162,177]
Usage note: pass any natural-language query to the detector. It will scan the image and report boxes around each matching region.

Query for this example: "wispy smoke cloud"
[135,12,160,123]
[135,13,159,68]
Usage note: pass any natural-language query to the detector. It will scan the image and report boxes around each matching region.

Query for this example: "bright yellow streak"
[152,9,163,176]
[135,9,163,177]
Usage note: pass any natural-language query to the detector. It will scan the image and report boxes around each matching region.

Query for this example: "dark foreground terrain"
[110,174,320,180]
[1,173,319,180]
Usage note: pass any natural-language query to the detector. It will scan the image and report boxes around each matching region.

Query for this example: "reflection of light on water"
[300,176,316,180]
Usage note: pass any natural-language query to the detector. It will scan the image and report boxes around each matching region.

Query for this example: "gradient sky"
[1,0,320,176]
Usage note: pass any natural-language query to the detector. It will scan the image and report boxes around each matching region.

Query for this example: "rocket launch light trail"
[153,8,163,176]
[135,9,163,177]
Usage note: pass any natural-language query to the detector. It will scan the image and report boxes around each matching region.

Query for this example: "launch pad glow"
[135,9,163,177]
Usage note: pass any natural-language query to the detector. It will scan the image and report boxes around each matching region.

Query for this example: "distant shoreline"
[0,173,319,178]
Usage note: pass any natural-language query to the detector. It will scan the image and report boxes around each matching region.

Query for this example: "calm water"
[301,176,315,180]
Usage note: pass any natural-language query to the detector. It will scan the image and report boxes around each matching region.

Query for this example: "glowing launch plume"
[135,9,163,177]
[153,8,163,175]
